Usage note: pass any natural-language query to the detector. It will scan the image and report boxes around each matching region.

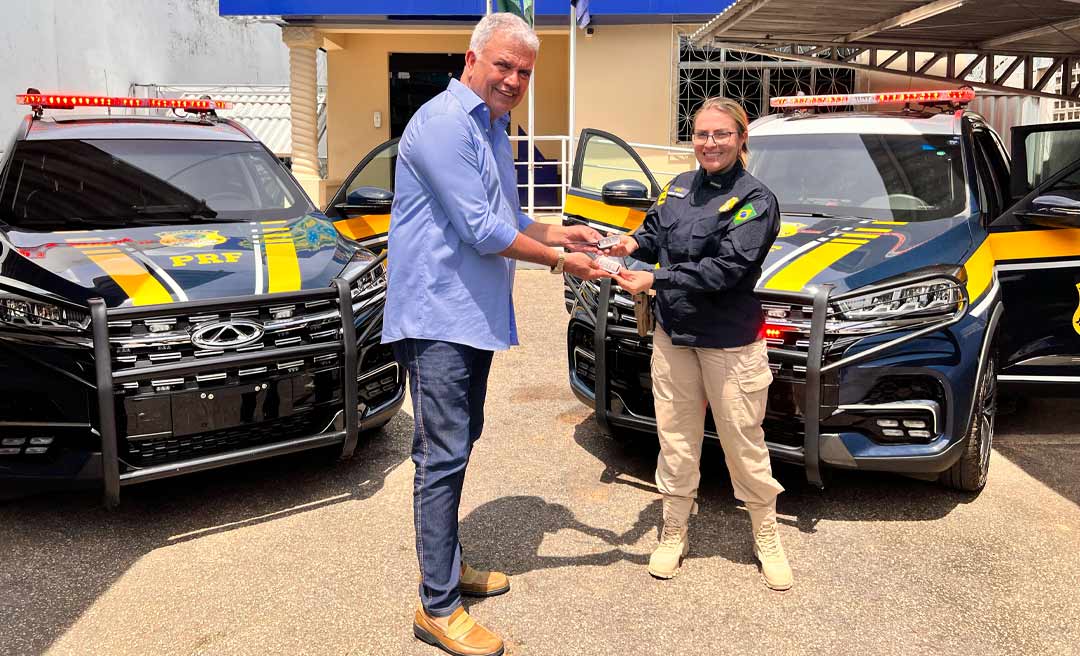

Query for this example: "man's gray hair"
[469,13,540,55]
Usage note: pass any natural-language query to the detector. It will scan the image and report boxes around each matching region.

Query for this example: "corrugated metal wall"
[968,93,1052,152]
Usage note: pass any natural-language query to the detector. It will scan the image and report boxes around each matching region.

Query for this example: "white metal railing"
[509,135,696,217]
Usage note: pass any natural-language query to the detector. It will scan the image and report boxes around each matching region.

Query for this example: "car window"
[0,139,310,230]
[578,135,653,194]
[344,142,397,198]
[748,133,967,222]
[972,130,1005,218]
[1041,165,1080,202]
[1023,128,1080,191]
[974,128,1009,206]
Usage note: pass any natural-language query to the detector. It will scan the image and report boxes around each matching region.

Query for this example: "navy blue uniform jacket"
[631,162,781,348]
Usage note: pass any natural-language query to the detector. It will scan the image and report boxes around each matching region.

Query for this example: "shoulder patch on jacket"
[718,196,740,213]
[732,202,761,225]
[667,185,689,199]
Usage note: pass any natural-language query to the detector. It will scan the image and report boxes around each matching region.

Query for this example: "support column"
[282,26,322,205]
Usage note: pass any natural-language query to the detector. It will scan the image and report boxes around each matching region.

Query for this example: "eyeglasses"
[691,130,739,145]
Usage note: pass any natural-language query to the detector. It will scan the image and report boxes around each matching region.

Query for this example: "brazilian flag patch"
[732,202,760,225]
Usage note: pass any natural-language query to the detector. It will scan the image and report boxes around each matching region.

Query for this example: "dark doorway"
[388,53,466,138]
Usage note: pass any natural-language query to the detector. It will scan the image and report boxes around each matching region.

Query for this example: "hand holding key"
[599,234,639,257]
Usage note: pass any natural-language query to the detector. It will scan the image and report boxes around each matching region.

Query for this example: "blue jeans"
[393,339,494,617]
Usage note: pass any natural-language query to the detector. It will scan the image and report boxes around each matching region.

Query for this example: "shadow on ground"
[459,413,976,582]
[0,412,413,656]
[995,396,1080,508]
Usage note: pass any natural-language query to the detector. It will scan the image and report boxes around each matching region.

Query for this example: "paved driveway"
[2,271,1079,656]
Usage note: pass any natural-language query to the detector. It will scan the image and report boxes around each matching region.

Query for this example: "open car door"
[562,129,661,235]
[990,121,1080,387]
[324,138,399,252]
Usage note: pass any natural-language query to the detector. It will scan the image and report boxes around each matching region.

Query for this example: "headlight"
[829,276,966,332]
[342,250,386,309]
[0,293,90,331]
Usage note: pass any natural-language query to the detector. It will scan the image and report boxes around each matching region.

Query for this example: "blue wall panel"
[220,0,731,17]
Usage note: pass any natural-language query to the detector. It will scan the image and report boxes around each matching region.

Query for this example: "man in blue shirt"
[382,13,610,656]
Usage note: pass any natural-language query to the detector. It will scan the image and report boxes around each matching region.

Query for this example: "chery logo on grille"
[190,319,264,350]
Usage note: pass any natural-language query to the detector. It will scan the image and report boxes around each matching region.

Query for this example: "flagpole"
[568,3,577,178]
[526,3,535,217]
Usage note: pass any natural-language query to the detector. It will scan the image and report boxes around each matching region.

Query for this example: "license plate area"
[172,377,300,437]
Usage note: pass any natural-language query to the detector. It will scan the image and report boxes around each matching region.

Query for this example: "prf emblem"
[1073,282,1080,336]
[171,252,243,267]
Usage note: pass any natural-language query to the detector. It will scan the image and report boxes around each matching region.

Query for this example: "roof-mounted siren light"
[16,92,233,116]
[770,88,976,110]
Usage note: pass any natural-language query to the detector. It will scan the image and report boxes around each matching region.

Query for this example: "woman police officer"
[605,97,791,590]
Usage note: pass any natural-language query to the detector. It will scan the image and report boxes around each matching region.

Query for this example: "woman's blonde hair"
[692,97,750,168]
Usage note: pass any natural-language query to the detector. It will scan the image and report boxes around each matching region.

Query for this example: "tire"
[940,352,997,493]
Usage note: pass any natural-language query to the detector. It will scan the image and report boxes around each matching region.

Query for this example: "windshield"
[0,139,310,229]
[747,133,967,222]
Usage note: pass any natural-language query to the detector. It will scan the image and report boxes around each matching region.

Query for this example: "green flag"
[495,0,535,27]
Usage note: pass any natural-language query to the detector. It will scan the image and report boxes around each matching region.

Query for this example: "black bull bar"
[90,252,387,508]
[567,275,968,488]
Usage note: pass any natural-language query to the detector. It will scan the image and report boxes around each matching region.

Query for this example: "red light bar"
[770,89,975,109]
[16,94,233,111]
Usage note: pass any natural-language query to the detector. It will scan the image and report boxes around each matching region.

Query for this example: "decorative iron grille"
[677,37,856,142]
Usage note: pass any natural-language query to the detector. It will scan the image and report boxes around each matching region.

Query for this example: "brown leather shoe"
[413,606,504,656]
[459,563,510,597]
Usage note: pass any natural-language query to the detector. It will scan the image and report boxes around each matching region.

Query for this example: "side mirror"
[335,186,393,215]
[1019,193,1080,228]
[601,179,655,210]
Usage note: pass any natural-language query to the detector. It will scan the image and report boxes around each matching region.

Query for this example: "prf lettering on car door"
[170,252,243,267]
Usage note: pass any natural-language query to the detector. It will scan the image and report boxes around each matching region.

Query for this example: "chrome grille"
[108,300,344,392]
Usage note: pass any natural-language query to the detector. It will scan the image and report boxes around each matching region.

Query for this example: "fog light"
[876,419,899,428]
[29,437,54,445]
[25,446,48,455]
[882,428,905,437]
[0,447,20,455]
[1,438,25,446]
[902,419,926,429]
[908,429,932,439]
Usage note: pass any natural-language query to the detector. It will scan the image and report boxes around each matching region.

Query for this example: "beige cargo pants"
[651,325,784,512]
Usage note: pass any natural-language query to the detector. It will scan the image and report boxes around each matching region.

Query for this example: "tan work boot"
[413,606,504,656]
[749,504,793,591]
[648,495,696,579]
[459,563,510,597]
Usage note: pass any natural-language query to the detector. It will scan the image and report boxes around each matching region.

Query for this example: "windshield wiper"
[783,211,874,221]
[131,202,218,221]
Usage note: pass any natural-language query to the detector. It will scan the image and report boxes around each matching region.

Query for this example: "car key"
[597,235,622,250]
[596,255,622,274]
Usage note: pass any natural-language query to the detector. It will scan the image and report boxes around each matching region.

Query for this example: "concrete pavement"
[2,270,1079,656]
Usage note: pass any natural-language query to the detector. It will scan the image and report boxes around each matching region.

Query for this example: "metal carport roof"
[690,0,1080,101]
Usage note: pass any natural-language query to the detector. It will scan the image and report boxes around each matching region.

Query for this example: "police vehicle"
[0,91,405,505]
[563,89,1080,493]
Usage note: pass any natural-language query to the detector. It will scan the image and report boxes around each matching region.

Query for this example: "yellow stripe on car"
[963,239,995,303]
[334,215,392,242]
[988,227,1080,261]
[83,250,173,306]
[261,223,302,293]
[763,240,864,291]
[564,194,647,232]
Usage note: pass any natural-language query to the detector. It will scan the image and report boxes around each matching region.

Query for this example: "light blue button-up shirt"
[381,78,533,351]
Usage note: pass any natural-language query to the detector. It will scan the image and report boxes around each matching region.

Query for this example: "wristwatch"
[549,252,566,274]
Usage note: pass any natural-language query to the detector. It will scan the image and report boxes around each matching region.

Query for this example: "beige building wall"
[573,24,694,185]
[322,29,569,201]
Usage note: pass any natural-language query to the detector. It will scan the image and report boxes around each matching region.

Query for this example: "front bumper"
[566,277,988,485]
[0,254,404,504]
